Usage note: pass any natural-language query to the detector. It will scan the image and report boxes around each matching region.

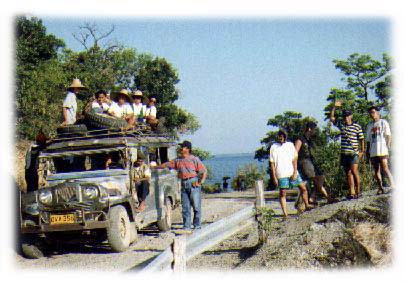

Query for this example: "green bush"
[313,142,376,197]
[256,207,276,232]
[232,163,266,191]
[202,183,220,194]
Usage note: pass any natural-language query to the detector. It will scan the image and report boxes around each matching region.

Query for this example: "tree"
[135,57,201,133]
[332,53,391,101]
[192,147,213,161]
[324,53,392,129]
[15,16,67,139]
[16,16,65,70]
[255,111,321,161]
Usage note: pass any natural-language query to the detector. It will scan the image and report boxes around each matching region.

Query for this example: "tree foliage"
[324,53,392,129]
[16,17,65,70]
[255,111,321,161]
[191,147,213,161]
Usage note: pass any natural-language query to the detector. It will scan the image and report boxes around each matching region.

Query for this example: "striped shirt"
[167,155,206,180]
[336,121,364,155]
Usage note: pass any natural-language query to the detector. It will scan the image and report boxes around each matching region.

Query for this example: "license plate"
[50,214,75,225]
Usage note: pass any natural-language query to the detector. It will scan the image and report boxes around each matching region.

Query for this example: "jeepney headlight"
[38,190,53,205]
[83,187,99,200]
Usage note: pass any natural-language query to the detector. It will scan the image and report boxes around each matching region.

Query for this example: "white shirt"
[145,105,157,118]
[91,101,110,112]
[366,119,391,157]
[269,141,298,179]
[133,103,146,116]
[63,91,77,124]
[108,102,133,118]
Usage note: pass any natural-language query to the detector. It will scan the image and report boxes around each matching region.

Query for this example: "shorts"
[278,174,303,190]
[340,154,359,169]
[298,159,323,180]
[370,155,389,166]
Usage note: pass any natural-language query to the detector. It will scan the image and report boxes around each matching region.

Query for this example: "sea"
[203,153,267,190]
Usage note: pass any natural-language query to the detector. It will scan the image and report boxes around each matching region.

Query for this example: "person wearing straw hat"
[61,78,86,126]
[132,90,147,121]
[108,89,135,127]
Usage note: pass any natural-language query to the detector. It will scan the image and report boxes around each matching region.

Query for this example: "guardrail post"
[172,235,186,273]
[255,180,267,244]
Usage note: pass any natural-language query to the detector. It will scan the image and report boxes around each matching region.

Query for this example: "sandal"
[376,188,385,195]
[327,198,338,204]
[346,194,356,200]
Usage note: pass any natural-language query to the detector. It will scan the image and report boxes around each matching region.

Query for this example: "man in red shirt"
[159,141,207,233]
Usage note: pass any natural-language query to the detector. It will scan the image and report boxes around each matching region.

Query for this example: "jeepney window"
[159,147,169,164]
[50,151,126,173]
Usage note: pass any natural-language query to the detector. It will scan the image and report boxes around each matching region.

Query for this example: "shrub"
[202,183,220,194]
[313,142,376,197]
[232,163,266,191]
[256,207,276,232]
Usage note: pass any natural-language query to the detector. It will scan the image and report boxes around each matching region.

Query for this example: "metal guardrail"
[137,180,266,273]
[141,205,256,272]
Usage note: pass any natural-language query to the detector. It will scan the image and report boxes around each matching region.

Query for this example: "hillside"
[188,190,392,270]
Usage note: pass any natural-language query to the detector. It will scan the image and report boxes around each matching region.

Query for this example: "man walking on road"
[330,100,365,199]
[366,106,395,194]
[158,141,207,233]
[270,130,314,218]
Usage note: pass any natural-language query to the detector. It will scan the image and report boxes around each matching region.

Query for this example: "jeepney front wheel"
[157,198,173,232]
[107,205,131,252]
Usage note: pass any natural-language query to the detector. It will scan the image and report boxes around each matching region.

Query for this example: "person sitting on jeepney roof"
[108,89,136,127]
[132,90,147,122]
[145,96,159,130]
[61,78,86,126]
[91,89,110,113]
[133,153,151,212]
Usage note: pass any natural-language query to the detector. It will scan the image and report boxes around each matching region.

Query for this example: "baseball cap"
[342,109,353,117]
[179,140,192,150]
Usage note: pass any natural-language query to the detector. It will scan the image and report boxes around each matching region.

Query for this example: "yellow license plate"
[50,214,75,225]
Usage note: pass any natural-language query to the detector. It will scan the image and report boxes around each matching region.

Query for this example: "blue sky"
[42,18,390,155]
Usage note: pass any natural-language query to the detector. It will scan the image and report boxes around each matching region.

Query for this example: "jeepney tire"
[56,124,88,135]
[84,110,128,129]
[107,205,131,252]
[157,198,173,232]
[129,222,138,244]
[21,235,47,259]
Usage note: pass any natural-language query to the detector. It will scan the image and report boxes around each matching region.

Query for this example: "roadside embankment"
[188,191,392,271]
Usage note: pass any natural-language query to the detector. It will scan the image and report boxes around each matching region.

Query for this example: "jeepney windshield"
[42,150,127,174]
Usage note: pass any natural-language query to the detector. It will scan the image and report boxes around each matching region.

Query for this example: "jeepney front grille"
[55,186,77,203]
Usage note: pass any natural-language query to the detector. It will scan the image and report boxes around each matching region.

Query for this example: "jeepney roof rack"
[52,126,176,143]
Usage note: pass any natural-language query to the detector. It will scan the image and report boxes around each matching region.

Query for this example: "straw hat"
[112,89,133,103]
[68,78,86,89]
[132,90,148,102]
[133,90,143,98]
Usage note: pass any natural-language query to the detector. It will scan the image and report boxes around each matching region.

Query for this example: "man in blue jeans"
[159,141,207,233]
